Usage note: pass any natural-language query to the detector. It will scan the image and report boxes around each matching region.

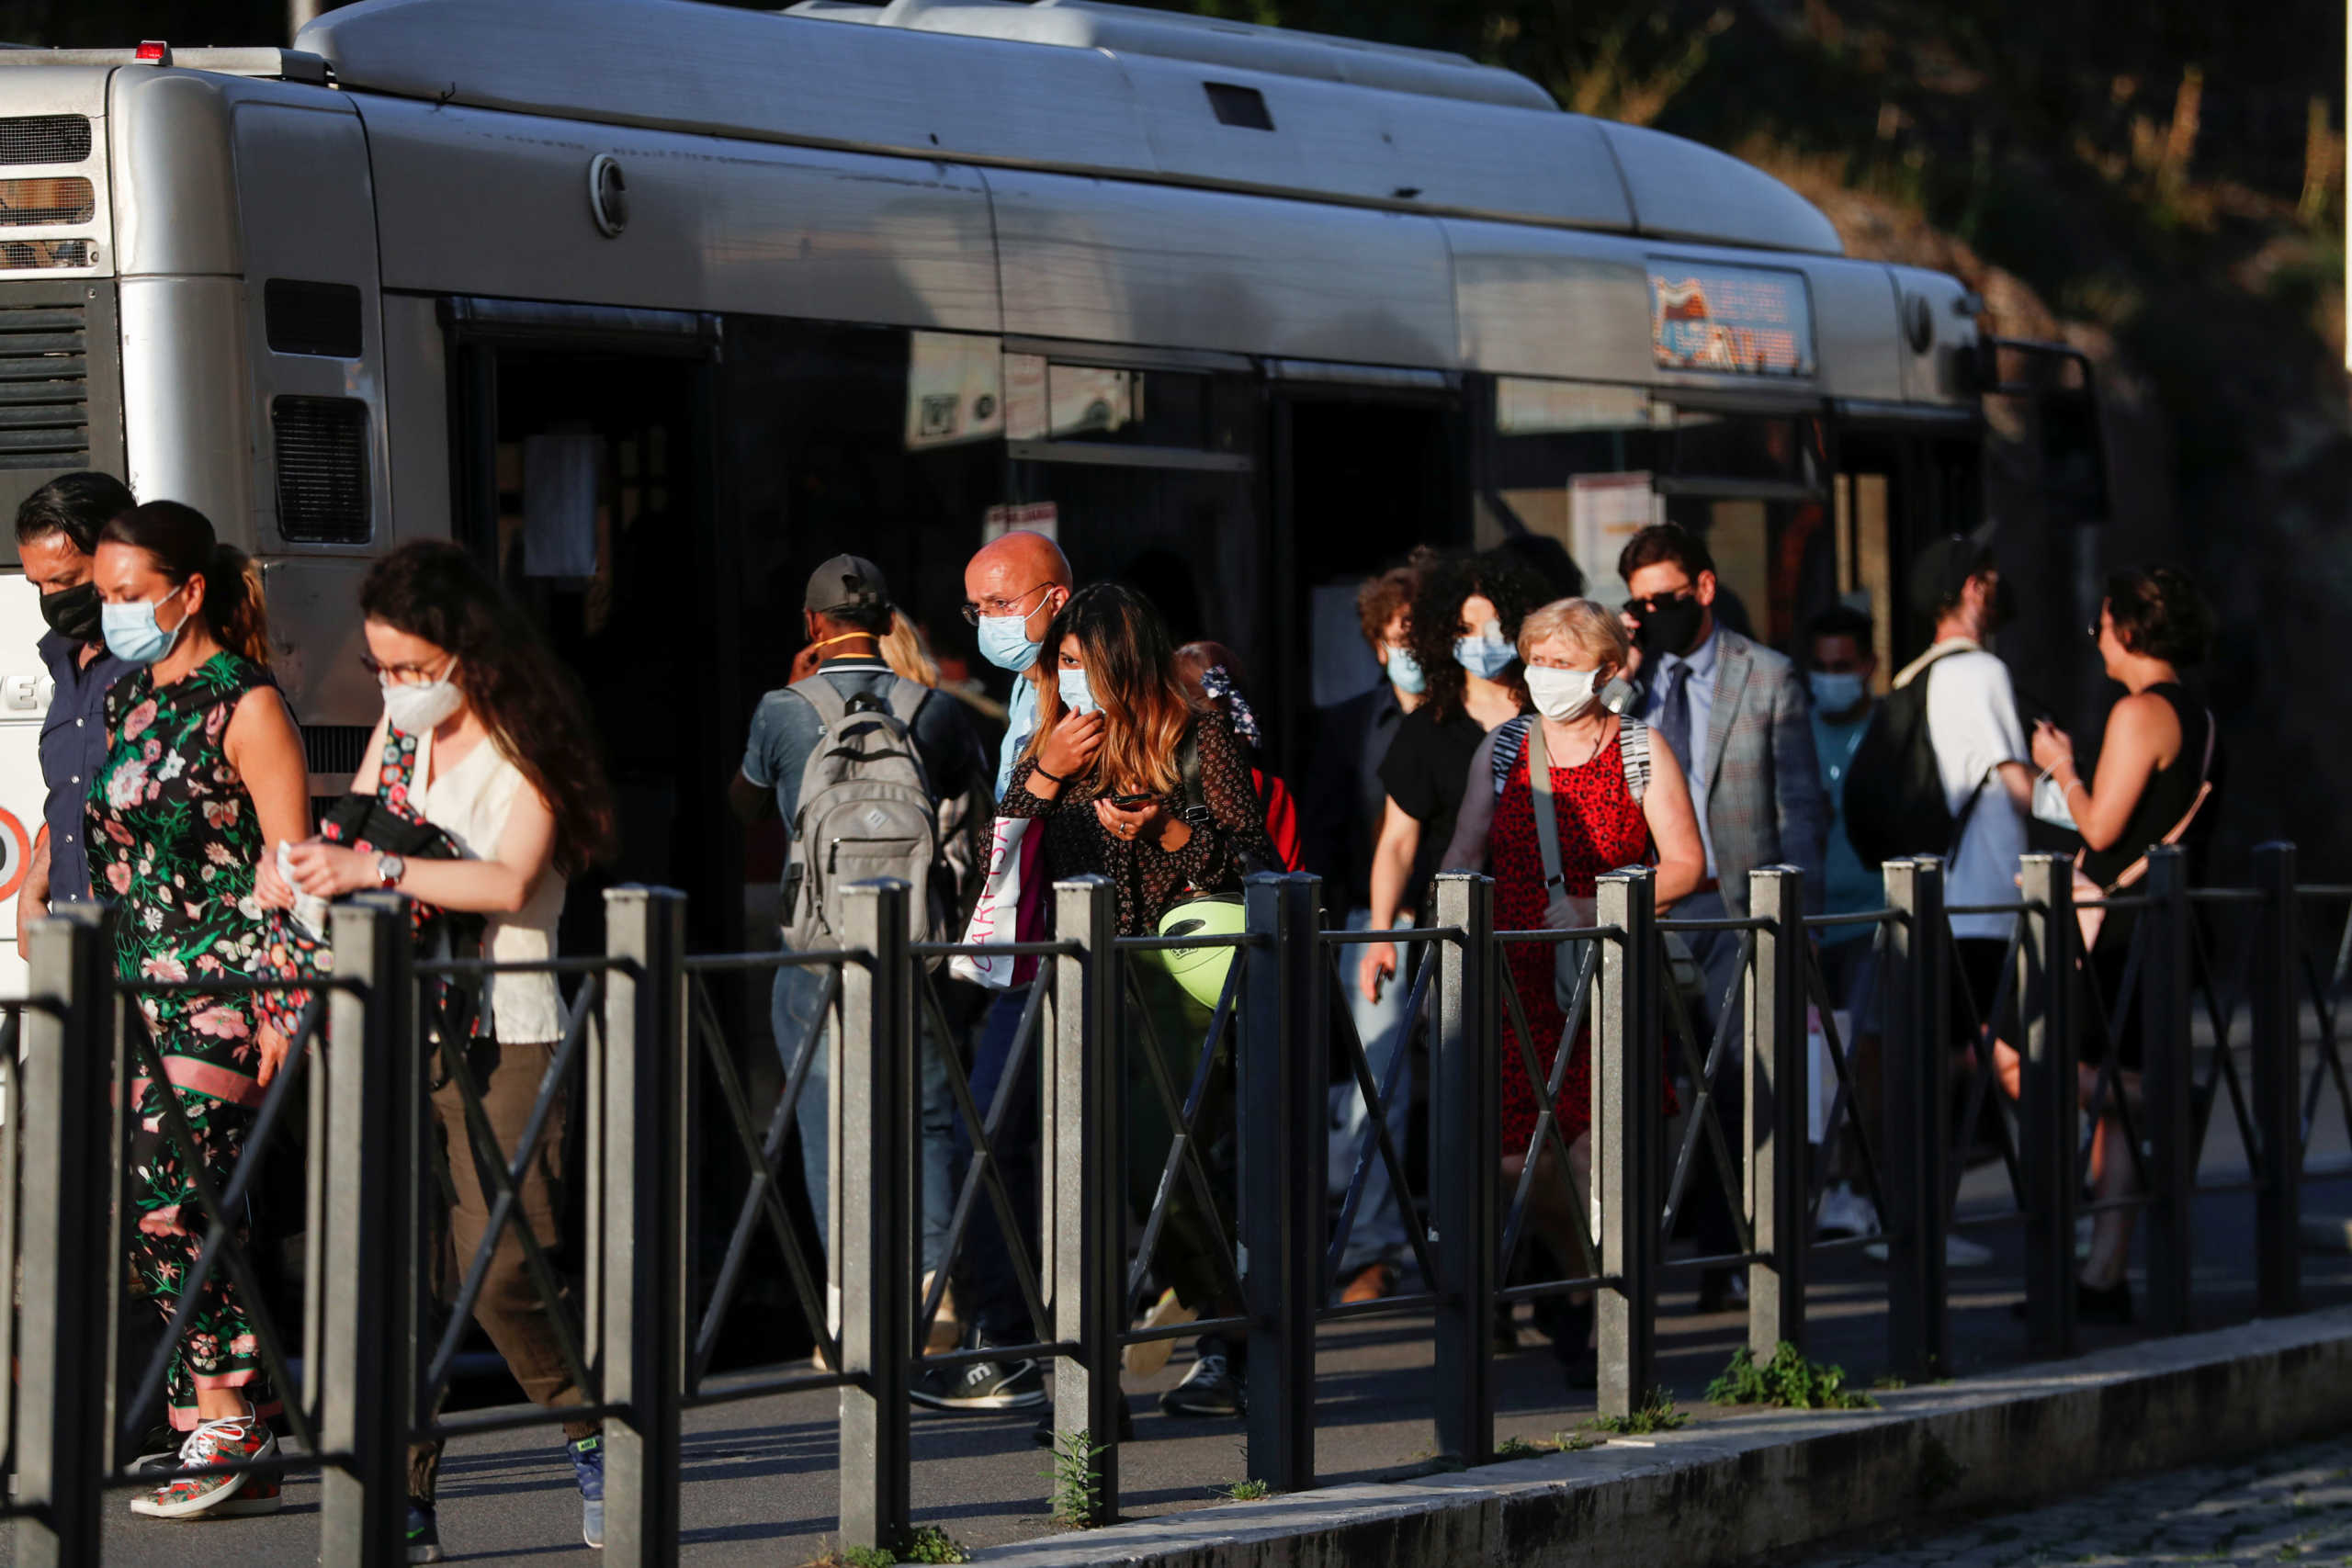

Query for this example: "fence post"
[1883,858,1949,1381]
[1595,867,1658,1419]
[1431,871,1496,1466]
[1746,865,1808,1358]
[602,886,688,1568]
[1051,874,1121,1521]
[2252,841,2301,1316]
[1241,871,1317,1494]
[2141,846,2195,1334]
[2019,853,2078,1359]
[319,893,417,1568]
[834,880,912,1551]
[14,906,110,1568]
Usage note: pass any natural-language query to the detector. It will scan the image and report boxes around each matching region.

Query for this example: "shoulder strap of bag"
[1524,719,1569,894]
[885,675,930,728]
[791,673,850,731]
[2087,708,2221,897]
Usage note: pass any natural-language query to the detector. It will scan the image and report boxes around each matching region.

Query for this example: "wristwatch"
[375,852,407,890]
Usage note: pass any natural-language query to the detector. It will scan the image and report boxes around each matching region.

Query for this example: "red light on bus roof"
[134,40,169,63]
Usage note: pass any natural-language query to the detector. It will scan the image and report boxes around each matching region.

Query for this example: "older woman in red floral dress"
[1442,600,1704,1290]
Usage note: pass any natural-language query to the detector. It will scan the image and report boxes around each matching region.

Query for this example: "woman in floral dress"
[1442,599,1704,1377]
[87,501,311,1520]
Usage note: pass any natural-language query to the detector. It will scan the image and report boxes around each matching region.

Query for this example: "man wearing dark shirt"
[1300,563,1422,1301]
[15,471,133,944]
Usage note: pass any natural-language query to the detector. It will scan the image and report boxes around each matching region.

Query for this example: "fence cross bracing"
[2,843,2340,1563]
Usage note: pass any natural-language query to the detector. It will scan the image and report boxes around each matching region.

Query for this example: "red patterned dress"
[1492,726,1657,1152]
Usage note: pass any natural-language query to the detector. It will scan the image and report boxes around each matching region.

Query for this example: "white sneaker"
[1816,1183,1880,1240]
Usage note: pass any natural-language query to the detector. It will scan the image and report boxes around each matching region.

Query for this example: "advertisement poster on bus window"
[905,331,1005,451]
[1569,471,1663,610]
[1648,261,1815,378]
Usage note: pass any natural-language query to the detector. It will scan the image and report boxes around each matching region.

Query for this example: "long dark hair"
[96,501,272,667]
[1024,582,1200,796]
[1403,548,1544,722]
[360,542,618,874]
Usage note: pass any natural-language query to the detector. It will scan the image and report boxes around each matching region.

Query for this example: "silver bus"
[0,0,2054,978]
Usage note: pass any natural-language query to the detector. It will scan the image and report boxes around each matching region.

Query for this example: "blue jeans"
[1329,907,1415,1277]
[773,963,955,1280]
[959,986,1042,1344]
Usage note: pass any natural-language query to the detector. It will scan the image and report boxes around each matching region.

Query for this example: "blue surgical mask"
[1057,667,1099,716]
[1808,671,1867,715]
[1385,645,1427,696]
[101,584,188,666]
[1453,632,1518,681]
[978,614,1042,673]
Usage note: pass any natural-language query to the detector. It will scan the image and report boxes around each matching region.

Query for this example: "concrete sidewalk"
[978,1306,2352,1568]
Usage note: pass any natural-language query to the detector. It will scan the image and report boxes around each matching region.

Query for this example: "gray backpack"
[780,674,947,956]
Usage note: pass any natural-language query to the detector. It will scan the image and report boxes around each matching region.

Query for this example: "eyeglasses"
[959,581,1053,626]
[359,651,452,688]
[1624,588,1696,618]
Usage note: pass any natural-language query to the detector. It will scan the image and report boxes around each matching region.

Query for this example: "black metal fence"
[5,844,2345,1563]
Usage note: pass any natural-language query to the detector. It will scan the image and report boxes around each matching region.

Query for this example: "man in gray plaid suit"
[1618,522,1828,1311]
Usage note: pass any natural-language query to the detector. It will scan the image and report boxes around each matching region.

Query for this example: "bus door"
[1269,363,1467,782]
[442,299,727,955]
[1645,394,1836,660]
[994,344,1273,731]
[1830,411,1984,685]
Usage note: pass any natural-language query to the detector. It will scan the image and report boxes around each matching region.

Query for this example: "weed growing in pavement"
[1872,1373,1909,1392]
[838,1550,894,1568]
[1215,1478,1274,1501]
[1495,1435,1546,1461]
[900,1526,971,1563]
[1707,1343,1877,1410]
[1587,1388,1689,1434]
[1046,1427,1108,1529]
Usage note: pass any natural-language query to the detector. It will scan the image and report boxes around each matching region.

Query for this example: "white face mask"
[1056,666,1099,716]
[1524,665,1601,722]
[381,664,464,734]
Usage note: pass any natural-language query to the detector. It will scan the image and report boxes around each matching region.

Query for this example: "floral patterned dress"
[87,650,281,1430]
[1492,728,1658,1153]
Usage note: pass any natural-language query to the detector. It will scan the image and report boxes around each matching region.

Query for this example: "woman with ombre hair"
[997,582,1272,1420]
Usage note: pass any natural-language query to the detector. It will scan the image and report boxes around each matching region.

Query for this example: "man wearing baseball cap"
[729,553,987,1376]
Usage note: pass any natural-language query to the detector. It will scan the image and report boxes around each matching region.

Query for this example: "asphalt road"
[1776,1433,2352,1568]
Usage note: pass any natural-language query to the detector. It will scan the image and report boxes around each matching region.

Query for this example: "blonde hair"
[878,608,940,689]
[1517,597,1628,672]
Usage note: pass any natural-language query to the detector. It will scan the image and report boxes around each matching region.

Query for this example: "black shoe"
[1694,1269,1748,1314]
[1029,1397,1138,1447]
[1160,1337,1247,1419]
[910,1345,1047,1412]
[2011,1279,2133,1325]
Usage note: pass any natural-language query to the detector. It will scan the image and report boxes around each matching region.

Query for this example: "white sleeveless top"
[413,727,567,1043]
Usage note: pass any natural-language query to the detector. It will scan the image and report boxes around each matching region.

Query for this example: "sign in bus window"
[1647,261,1815,378]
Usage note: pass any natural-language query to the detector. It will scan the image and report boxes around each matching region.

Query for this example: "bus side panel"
[354,95,1001,333]
[983,166,1457,367]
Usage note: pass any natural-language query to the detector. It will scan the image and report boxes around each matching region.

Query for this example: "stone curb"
[973,1305,2352,1567]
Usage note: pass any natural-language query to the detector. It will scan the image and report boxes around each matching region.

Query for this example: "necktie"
[1657,660,1695,780]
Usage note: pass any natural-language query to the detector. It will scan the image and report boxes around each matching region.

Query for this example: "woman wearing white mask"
[275,541,617,1559]
[999,582,1273,1419]
[1440,598,1704,1376]
[1358,549,1544,1004]
[86,502,309,1519]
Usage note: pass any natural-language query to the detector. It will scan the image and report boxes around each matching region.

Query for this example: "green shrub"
[1707,1343,1877,1410]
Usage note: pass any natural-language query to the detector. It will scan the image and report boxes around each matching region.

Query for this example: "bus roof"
[297,0,1843,256]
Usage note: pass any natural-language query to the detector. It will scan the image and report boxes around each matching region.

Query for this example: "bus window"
[1479,378,1657,607]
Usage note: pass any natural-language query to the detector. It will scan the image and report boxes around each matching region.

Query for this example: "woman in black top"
[1359,550,1544,1002]
[1000,584,1273,1417]
[2030,565,2219,1319]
